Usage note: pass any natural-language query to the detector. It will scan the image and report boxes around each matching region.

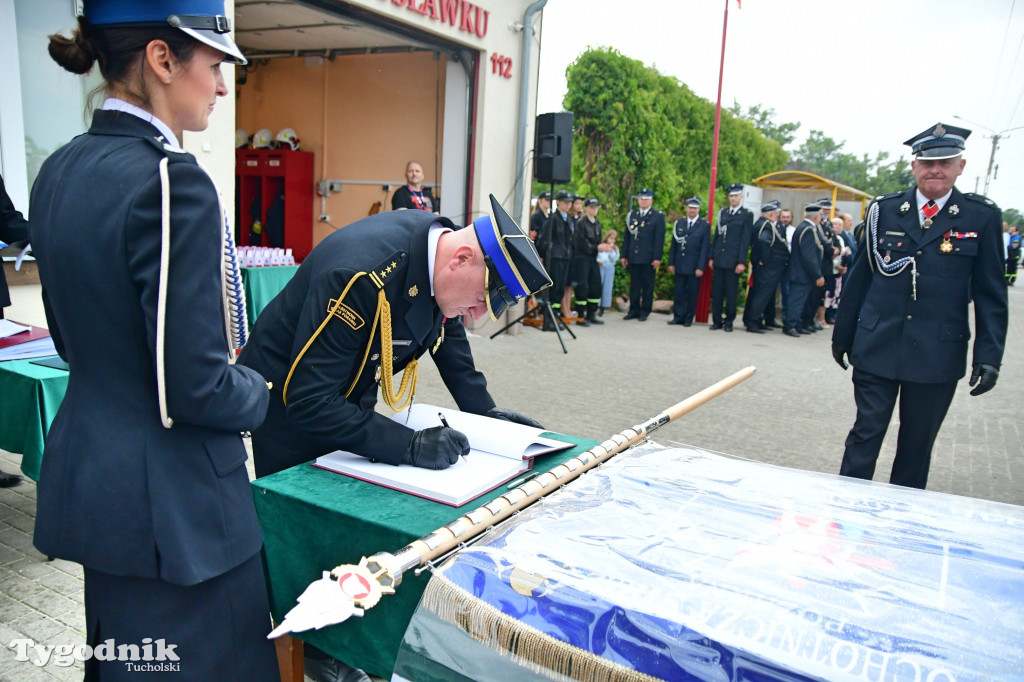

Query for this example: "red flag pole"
[696,0,731,324]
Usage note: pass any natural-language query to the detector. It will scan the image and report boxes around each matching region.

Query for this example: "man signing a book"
[239,194,552,480]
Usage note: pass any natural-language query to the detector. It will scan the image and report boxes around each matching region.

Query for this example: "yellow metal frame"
[752,170,873,219]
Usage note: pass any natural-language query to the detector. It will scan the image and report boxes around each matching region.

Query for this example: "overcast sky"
[536,0,1024,214]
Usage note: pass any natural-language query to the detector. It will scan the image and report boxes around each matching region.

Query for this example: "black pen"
[507,472,539,489]
[438,412,451,429]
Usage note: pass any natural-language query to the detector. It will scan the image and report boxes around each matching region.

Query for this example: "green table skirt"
[0,357,69,481]
[252,434,598,678]
[241,266,298,328]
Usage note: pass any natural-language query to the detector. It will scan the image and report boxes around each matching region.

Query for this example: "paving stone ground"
[2,280,1021,680]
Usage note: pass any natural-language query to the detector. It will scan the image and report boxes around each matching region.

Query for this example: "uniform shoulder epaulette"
[874,191,903,203]
[367,251,408,290]
[963,192,1000,210]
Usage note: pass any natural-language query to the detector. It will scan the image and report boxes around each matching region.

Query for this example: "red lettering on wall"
[438,0,459,25]
[421,0,439,19]
[382,0,488,39]
[459,1,473,32]
[474,7,488,38]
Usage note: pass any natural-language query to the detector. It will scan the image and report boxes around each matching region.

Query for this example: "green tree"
[1003,207,1022,226]
[563,48,787,301]
[729,102,801,149]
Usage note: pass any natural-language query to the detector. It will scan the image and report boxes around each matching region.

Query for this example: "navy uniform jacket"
[833,186,1006,383]
[788,219,823,284]
[573,216,602,258]
[667,217,710,274]
[29,111,269,585]
[0,174,30,310]
[530,208,548,237]
[711,207,754,268]
[537,211,574,260]
[237,211,495,471]
[750,217,789,267]
[623,209,666,264]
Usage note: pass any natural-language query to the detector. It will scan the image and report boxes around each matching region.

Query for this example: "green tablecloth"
[241,266,298,327]
[0,357,69,481]
[252,434,598,679]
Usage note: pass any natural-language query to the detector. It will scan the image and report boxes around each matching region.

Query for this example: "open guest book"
[314,403,573,506]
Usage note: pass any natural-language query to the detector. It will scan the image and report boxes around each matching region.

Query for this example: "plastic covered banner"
[393,443,1024,682]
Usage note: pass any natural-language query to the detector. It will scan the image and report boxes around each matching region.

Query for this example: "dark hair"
[48,17,199,106]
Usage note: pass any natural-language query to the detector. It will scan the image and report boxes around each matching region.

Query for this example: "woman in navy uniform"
[832,123,1007,489]
[30,2,278,678]
[666,196,710,326]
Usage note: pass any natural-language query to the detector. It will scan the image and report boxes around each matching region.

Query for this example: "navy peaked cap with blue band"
[637,188,654,198]
[804,201,822,213]
[684,196,701,207]
[726,183,744,194]
[82,0,246,64]
[761,200,781,213]
[472,195,552,322]
[904,123,970,160]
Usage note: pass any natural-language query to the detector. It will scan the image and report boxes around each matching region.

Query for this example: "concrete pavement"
[1,280,1021,680]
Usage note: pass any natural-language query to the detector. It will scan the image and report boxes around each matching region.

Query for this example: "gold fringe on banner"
[420,573,665,682]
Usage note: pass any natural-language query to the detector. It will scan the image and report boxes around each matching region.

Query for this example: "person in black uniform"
[783,203,825,337]
[537,189,574,328]
[572,197,604,326]
[391,160,438,213]
[30,2,280,679]
[0,174,30,487]
[667,196,710,326]
[530,190,551,241]
[743,200,787,333]
[708,183,753,331]
[621,187,666,321]
[832,123,1007,490]
[804,198,838,331]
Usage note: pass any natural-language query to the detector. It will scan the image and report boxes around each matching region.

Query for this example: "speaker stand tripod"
[490,292,575,353]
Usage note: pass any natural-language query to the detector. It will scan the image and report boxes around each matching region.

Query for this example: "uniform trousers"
[840,368,958,490]
[547,258,570,311]
[783,281,812,331]
[572,257,602,317]
[709,268,739,325]
[671,273,701,324]
[627,263,655,317]
[744,263,785,329]
[83,551,278,681]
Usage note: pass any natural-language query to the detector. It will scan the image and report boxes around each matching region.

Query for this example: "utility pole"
[954,115,1024,197]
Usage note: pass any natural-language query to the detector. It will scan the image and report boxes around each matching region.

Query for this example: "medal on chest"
[432,319,445,354]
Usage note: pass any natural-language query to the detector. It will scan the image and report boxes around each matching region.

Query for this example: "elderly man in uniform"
[832,123,1007,490]
[783,202,826,337]
[743,200,787,333]
[708,183,754,331]
[667,196,710,326]
[621,187,666,321]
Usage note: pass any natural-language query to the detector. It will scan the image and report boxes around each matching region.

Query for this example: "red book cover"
[0,322,51,349]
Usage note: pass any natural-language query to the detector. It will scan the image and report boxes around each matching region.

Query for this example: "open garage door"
[233,0,477,247]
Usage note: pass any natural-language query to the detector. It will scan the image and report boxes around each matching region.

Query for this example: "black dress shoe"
[667,319,681,325]
[682,321,692,327]
[723,323,733,332]
[709,324,723,330]
[638,315,649,321]
[798,327,813,334]
[623,312,638,320]
[745,326,765,334]
[589,317,604,325]
[764,321,781,329]
[783,328,801,337]
[0,470,22,488]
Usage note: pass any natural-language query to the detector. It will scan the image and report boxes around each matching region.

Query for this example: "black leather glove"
[969,363,999,396]
[831,344,849,370]
[486,407,543,429]
[402,426,470,470]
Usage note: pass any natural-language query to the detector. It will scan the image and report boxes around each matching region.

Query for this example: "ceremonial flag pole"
[696,0,738,323]
[269,366,757,637]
